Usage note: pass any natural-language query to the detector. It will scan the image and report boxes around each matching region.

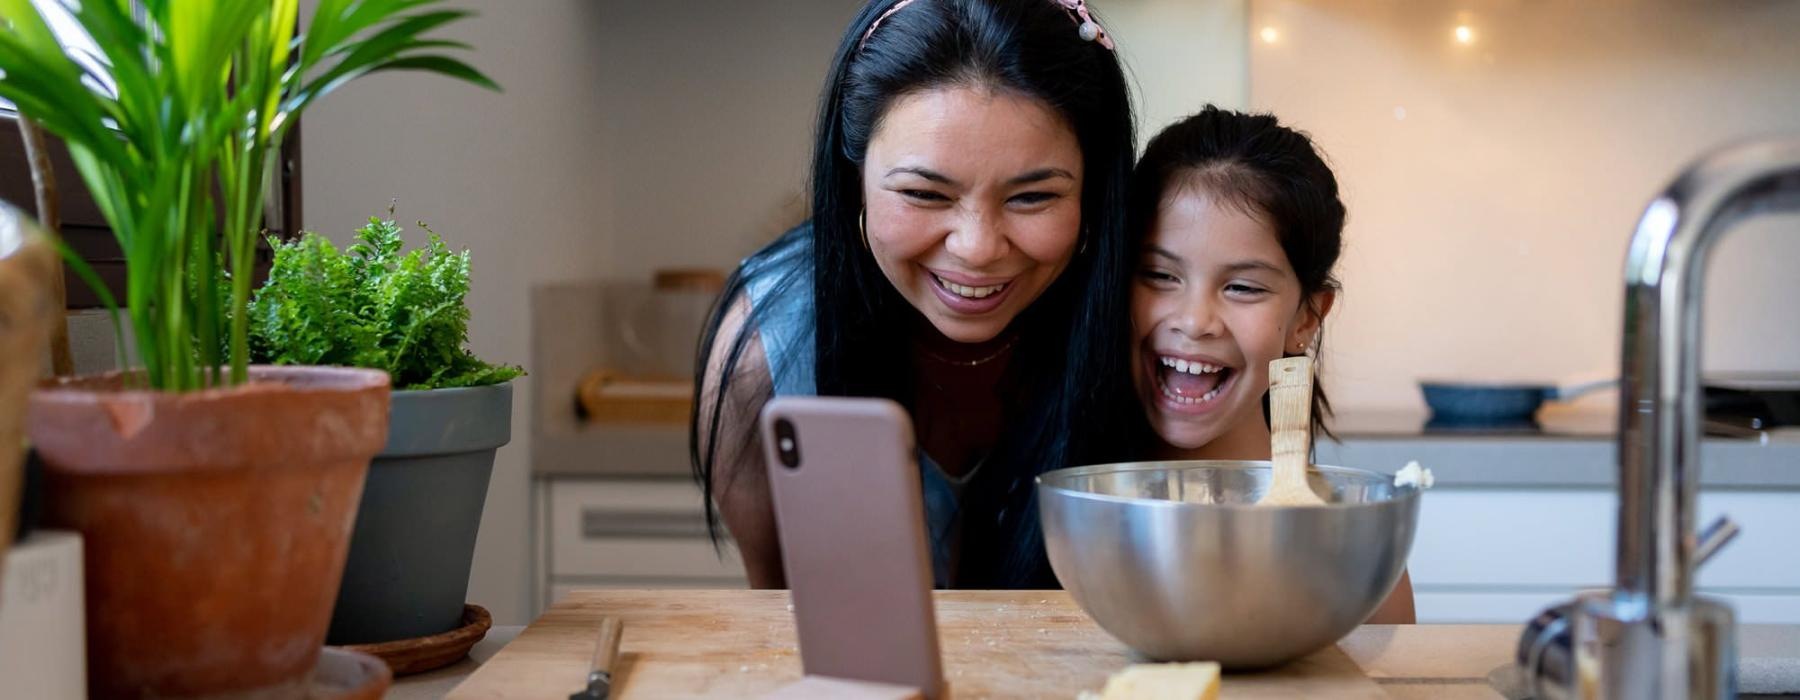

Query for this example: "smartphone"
[760,396,944,699]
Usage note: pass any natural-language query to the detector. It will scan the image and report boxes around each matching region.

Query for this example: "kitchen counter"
[1320,407,1800,489]
[535,423,689,477]
[533,406,1800,486]
[1332,406,1623,437]
[417,590,1800,698]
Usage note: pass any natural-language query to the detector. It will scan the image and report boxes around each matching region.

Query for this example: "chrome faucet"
[1518,138,1800,700]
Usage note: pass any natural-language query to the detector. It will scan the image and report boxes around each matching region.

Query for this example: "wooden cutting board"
[448,590,1388,699]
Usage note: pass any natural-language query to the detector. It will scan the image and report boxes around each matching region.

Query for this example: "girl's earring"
[859,208,870,251]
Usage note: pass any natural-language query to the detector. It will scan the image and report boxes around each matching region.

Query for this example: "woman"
[691,0,1140,589]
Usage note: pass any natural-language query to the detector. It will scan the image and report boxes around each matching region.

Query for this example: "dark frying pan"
[1420,379,1616,425]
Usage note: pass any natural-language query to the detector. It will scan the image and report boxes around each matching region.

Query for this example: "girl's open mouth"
[1154,355,1237,412]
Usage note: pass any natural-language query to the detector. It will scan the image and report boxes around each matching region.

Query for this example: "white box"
[0,531,86,699]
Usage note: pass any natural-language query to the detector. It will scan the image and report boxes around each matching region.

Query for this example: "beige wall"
[1249,0,1800,411]
[600,0,1250,273]
[595,2,855,271]
[1098,0,1250,143]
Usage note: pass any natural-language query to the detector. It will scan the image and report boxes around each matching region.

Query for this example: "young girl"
[693,0,1138,590]
[1127,106,1416,623]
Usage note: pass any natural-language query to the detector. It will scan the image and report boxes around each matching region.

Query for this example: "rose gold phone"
[761,396,944,699]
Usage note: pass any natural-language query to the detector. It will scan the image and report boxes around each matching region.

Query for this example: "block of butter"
[1085,662,1221,700]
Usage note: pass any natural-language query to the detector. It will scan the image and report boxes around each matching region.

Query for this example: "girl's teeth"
[1159,356,1221,375]
[936,275,1005,299]
[1159,384,1225,405]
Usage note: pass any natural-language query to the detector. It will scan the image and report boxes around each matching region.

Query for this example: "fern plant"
[246,211,522,390]
[0,0,496,390]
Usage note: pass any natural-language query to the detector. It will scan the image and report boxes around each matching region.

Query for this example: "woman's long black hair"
[692,0,1139,588]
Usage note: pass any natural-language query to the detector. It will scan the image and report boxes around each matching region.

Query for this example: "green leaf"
[241,212,522,390]
[331,9,472,61]
[370,54,498,91]
[0,0,68,57]
[0,0,492,390]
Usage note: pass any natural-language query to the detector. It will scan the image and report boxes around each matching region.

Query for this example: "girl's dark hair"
[1128,105,1346,440]
[691,0,1137,588]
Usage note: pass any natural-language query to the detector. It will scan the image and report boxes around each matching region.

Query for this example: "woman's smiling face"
[1132,178,1331,453]
[861,85,1084,343]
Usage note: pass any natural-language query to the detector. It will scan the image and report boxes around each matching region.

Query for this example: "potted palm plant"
[0,1,496,697]
[245,211,520,659]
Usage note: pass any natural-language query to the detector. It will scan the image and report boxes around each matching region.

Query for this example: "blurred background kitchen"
[7,0,1799,630]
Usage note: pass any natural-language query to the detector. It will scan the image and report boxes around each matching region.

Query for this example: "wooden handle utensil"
[1259,356,1327,506]
[570,617,623,700]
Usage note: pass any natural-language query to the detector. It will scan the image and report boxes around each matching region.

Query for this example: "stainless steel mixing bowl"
[1038,460,1422,669]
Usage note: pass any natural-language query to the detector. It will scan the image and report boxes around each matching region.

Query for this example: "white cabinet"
[1408,487,1800,624]
[533,476,745,615]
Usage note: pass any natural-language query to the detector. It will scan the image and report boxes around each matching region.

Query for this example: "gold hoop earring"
[859,208,870,251]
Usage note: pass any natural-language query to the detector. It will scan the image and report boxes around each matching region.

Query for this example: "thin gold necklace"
[915,334,1020,367]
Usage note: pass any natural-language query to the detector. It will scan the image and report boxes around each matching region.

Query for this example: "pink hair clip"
[860,0,1116,52]
[1055,0,1114,50]
[860,0,921,51]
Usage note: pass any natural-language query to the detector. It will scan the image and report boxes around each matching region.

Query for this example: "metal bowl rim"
[1035,459,1422,511]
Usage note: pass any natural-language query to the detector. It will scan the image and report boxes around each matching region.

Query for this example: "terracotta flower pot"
[27,366,391,699]
[0,207,60,581]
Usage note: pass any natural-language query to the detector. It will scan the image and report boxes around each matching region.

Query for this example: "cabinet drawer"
[1410,490,1612,588]
[1411,489,1800,590]
[548,479,745,579]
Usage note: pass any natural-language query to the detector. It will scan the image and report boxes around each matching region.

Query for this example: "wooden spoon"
[1258,356,1327,506]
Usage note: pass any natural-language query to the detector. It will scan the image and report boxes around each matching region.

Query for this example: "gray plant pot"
[326,381,513,645]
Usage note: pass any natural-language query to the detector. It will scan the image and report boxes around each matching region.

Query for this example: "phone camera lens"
[774,418,801,469]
